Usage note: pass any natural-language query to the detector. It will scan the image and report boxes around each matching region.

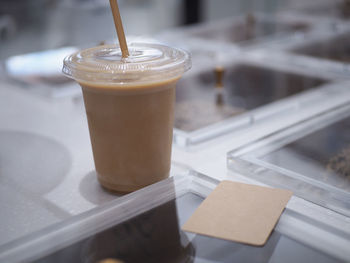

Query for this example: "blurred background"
[0,0,333,59]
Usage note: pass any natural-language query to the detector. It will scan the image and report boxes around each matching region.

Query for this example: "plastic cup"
[63,43,191,192]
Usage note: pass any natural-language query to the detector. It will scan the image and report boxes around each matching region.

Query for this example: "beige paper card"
[182,180,293,246]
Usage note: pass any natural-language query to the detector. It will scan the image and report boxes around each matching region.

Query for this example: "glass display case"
[174,13,319,47]
[228,103,350,217]
[1,171,349,263]
[291,30,350,72]
[172,55,350,147]
[261,27,350,77]
[294,0,350,20]
[174,62,327,133]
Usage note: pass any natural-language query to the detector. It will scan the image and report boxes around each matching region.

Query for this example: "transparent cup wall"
[1,172,349,263]
[227,103,350,217]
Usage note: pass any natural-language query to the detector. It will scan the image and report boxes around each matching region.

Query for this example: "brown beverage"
[80,79,176,192]
[63,43,191,192]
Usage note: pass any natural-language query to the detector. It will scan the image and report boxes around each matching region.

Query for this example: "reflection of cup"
[82,198,194,263]
[63,43,191,192]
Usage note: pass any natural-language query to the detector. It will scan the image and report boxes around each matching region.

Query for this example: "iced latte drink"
[63,43,191,192]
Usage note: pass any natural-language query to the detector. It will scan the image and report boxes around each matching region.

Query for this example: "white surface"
[2,74,350,245]
[0,81,191,245]
[1,47,350,260]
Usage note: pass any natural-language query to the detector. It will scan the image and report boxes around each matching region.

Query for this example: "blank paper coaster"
[182,180,293,246]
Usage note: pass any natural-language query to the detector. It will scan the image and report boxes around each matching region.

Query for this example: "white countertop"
[1,76,350,252]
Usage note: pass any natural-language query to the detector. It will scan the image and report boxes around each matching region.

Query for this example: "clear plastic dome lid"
[62,42,191,86]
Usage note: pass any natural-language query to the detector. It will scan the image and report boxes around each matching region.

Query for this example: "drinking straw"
[109,0,129,58]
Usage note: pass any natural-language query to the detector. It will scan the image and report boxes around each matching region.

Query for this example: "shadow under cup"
[80,80,177,193]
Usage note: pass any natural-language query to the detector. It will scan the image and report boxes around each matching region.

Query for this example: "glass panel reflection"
[262,116,350,191]
[32,193,343,263]
[175,64,327,131]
